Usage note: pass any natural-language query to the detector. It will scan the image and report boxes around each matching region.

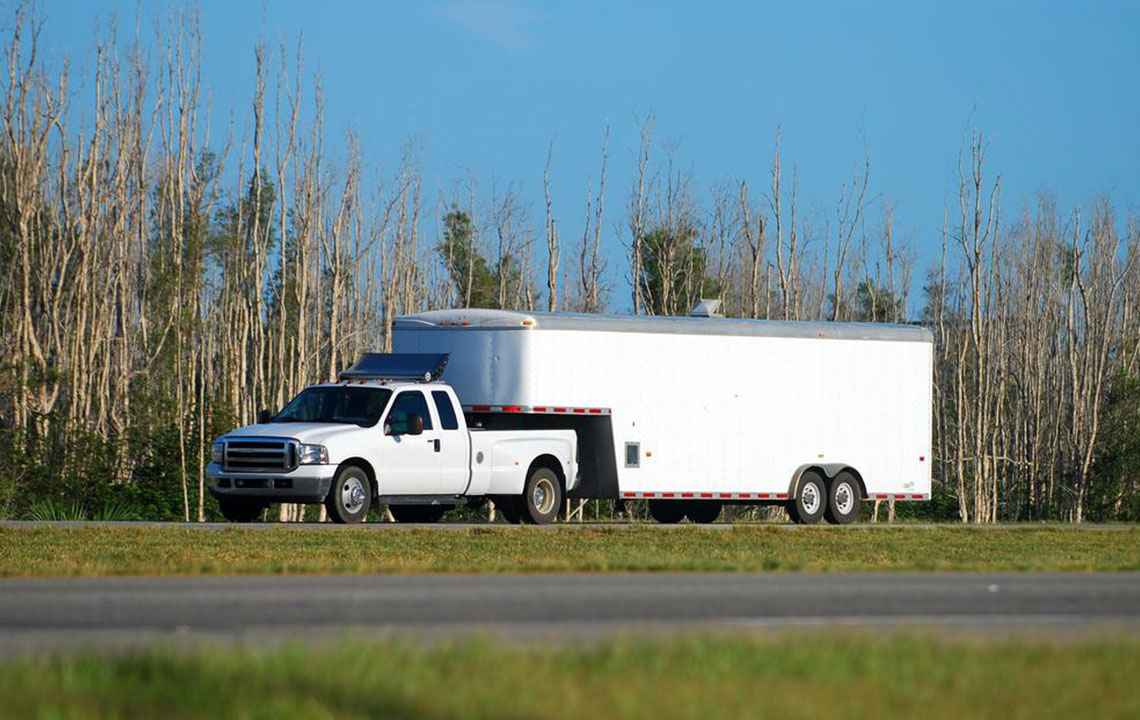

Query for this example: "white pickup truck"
[206,353,577,524]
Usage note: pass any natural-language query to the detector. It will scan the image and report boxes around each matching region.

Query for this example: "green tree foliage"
[638,221,720,316]
[437,206,503,308]
[1088,372,1140,521]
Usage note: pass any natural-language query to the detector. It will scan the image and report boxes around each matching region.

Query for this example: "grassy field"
[0,633,1137,719]
[1,524,1137,577]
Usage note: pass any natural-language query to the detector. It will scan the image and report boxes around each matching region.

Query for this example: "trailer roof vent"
[690,299,723,318]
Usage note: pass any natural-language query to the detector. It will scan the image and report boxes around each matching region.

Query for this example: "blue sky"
[42,0,1140,310]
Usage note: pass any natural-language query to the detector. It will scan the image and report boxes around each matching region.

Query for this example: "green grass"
[1,525,1137,577]
[0,634,1137,719]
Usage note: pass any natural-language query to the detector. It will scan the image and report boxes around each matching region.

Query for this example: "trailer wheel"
[787,470,826,525]
[325,465,371,524]
[521,466,562,524]
[684,501,722,524]
[648,500,685,524]
[218,498,268,523]
[824,471,861,525]
[389,504,447,523]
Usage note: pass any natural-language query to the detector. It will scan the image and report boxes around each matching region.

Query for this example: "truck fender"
[338,458,378,500]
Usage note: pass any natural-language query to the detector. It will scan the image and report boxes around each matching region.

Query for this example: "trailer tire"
[648,500,685,524]
[684,501,722,524]
[325,465,371,524]
[218,498,268,523]
[521,466,562,525]
[787,470,826,525]
[824,470,861,525]
[389,504,447,523]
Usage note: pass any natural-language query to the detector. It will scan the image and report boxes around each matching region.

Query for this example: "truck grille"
[224,438,298,473]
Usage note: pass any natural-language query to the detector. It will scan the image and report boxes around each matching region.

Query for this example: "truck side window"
[431,390,460,430]
[387,391,434,433]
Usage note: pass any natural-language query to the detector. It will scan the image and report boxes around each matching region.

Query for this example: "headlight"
[211,441,224,464]
[298,444,328,465]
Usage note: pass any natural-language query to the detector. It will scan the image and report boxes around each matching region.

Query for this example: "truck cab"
[207,354,577,524]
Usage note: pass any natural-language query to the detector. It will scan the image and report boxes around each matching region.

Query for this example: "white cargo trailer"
[395,308,933,524]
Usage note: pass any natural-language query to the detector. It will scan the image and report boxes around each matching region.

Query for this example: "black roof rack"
[338,353,449,382]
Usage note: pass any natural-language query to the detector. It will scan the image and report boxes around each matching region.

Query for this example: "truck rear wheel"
[218,498,268,523]
[493,497,523,524]
[325,465,371,524]
[787,470,826,525]
[389,504,447,523]
[684,501,722,524]
[648,500,685,524]
[521,466,561,525]
[824,470,861,525]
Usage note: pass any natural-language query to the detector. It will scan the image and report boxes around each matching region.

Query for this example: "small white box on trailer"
[394,309,932,522]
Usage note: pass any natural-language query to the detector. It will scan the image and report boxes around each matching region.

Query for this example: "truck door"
[378,390,441,494]
[431,389,469,494]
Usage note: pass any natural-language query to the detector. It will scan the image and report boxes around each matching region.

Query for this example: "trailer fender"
[787,463,866,500]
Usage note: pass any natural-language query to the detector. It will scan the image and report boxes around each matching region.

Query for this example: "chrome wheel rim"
[835,481,854,515]
[801,482,821,515]
[341,477,366,514]
[532,476,556,515]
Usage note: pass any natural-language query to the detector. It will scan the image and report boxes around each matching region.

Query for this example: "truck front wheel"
[218,498,268,523]
[787,470,827,525]
[521,466,562,524]
[325,465,371,524]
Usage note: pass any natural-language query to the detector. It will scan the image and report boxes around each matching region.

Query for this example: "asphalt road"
[1,572,1138,655]
[2,520,1136,531]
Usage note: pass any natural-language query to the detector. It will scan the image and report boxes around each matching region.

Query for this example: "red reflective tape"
[502,406,522,412]
[573,408,586,414]
[911,494,925,500]
[533,407,546,412]
[589,408,603,414]
[661,492,675,498]
[776,494,788,499]
[875,494,889,500]
[471,406,490,412]
[681,492,694,498]
[700,493,713,498]
[553,408,566,413]
[622,492,635,498]
[718,493,732,499]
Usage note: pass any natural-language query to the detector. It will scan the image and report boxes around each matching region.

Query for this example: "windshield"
[272,386,392,426]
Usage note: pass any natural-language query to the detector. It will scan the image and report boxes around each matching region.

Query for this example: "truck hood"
[224,422,367,445]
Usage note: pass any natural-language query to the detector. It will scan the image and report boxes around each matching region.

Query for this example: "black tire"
[218,498,268,523]
[787,470,827,525]
[493,496,523,524]
[824,470,861,525]
[648,499,686,524]
[521,466,562,525]
[325,465,371,524]
[684,501,722,524]
[389,504,448,523]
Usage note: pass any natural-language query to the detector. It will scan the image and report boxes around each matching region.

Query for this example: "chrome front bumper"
[206,463,336,503]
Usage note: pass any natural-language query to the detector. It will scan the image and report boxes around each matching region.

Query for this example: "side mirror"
[405,413,425,436]
[257,409,272,424]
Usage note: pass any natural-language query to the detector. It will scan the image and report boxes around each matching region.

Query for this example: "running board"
[380,494,468,506]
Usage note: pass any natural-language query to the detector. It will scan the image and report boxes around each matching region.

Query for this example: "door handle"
[429,439,440,452]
